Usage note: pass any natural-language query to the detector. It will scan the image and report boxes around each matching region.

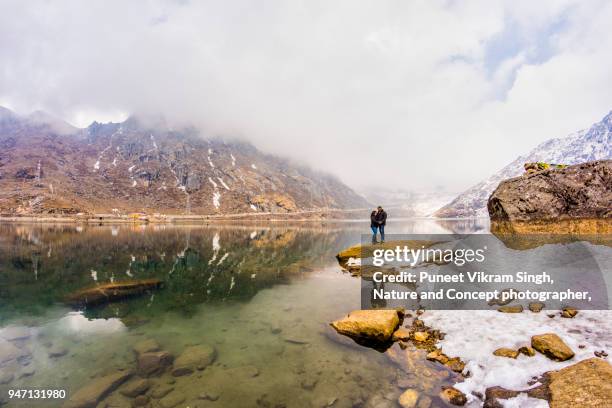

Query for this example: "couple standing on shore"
[370,206,387,244]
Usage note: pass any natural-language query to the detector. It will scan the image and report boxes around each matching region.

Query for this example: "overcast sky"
[1,0,611,192]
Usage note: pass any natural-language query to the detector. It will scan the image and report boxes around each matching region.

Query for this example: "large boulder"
[330,309,402,346]
[547,358,612,407]
[171,345,216,376]
[483,358,612,407]
[63,371,131,408]
[488,160,612,222]
[531,333,574,361]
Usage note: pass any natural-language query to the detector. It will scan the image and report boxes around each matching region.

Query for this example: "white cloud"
[0,0,611,191]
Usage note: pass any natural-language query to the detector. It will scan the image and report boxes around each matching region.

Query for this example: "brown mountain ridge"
[0,107,368,216]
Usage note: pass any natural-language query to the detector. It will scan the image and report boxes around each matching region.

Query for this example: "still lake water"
[1,219,488,408]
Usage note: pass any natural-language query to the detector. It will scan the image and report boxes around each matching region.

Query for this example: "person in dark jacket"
[375,206,387,243]
[370,210,379,243]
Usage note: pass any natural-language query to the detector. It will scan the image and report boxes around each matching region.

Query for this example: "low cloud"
[1,0,611,191]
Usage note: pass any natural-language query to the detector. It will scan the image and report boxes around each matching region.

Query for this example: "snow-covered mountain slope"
[435,111,612,218]
[0,107,369,215]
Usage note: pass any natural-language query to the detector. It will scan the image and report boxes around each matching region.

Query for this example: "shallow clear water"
[0,219,487,407]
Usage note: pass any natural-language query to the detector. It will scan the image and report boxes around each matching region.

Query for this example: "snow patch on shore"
[420,309,612,406]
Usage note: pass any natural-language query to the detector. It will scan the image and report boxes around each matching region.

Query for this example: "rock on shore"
[330,309,402,346]
[531,333,575,361]
[488,160,611,222]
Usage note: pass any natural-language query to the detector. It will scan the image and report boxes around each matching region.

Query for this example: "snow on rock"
[230,153,236,167]
[208,177,218,188]
[251,163,257,170]
[213,191,221,209]
[131,180,137,187]
[217,177,230,190]
[93,160,100,170]
[128,165,136,173]
[150,134,158,150]
[250,204,257,211]
[420,309,612,406]
[208,156,215,168]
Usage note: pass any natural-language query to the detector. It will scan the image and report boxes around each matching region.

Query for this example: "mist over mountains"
[0,107,368,215]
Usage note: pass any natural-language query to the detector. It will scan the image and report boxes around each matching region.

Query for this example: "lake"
[0,218,566,408]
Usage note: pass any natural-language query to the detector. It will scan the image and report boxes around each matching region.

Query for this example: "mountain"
[0,108,368,215]
[360,187,457,217]
[435,111,612,218]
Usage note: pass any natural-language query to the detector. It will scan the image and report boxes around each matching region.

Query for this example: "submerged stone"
[398,389,419,408]
[159,392,186,408]
[132,338,160,355]
[0,338,28,365]
[65,279,163,307]
[137,351,172,377]
[0,326,31,342]
[63,371,131,408]
[119,378,149,397]
[171,344,216,376]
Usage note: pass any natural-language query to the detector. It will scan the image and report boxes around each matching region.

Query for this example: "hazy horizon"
[2,0,612,193]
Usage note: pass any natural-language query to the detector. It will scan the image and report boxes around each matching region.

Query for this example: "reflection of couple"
[370,206,387,244]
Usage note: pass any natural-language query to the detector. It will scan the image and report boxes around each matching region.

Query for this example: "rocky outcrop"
[547,357,612,407]
[436,110,612,218]
[488,160,611,222]
[330,309,402,347]
[64,279,162,307]
[483,358,612,407]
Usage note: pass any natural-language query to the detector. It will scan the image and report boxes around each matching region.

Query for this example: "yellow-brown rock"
[498,305,523,313]
[547,358,612,408]
[398,389,419,408]
[518,346,536,357]
[439,387,467,406]
[330,309,401,344]
[561,307,578,318]
[531,333,575,361]
[392,327,412,342]
[493,348,519,359]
